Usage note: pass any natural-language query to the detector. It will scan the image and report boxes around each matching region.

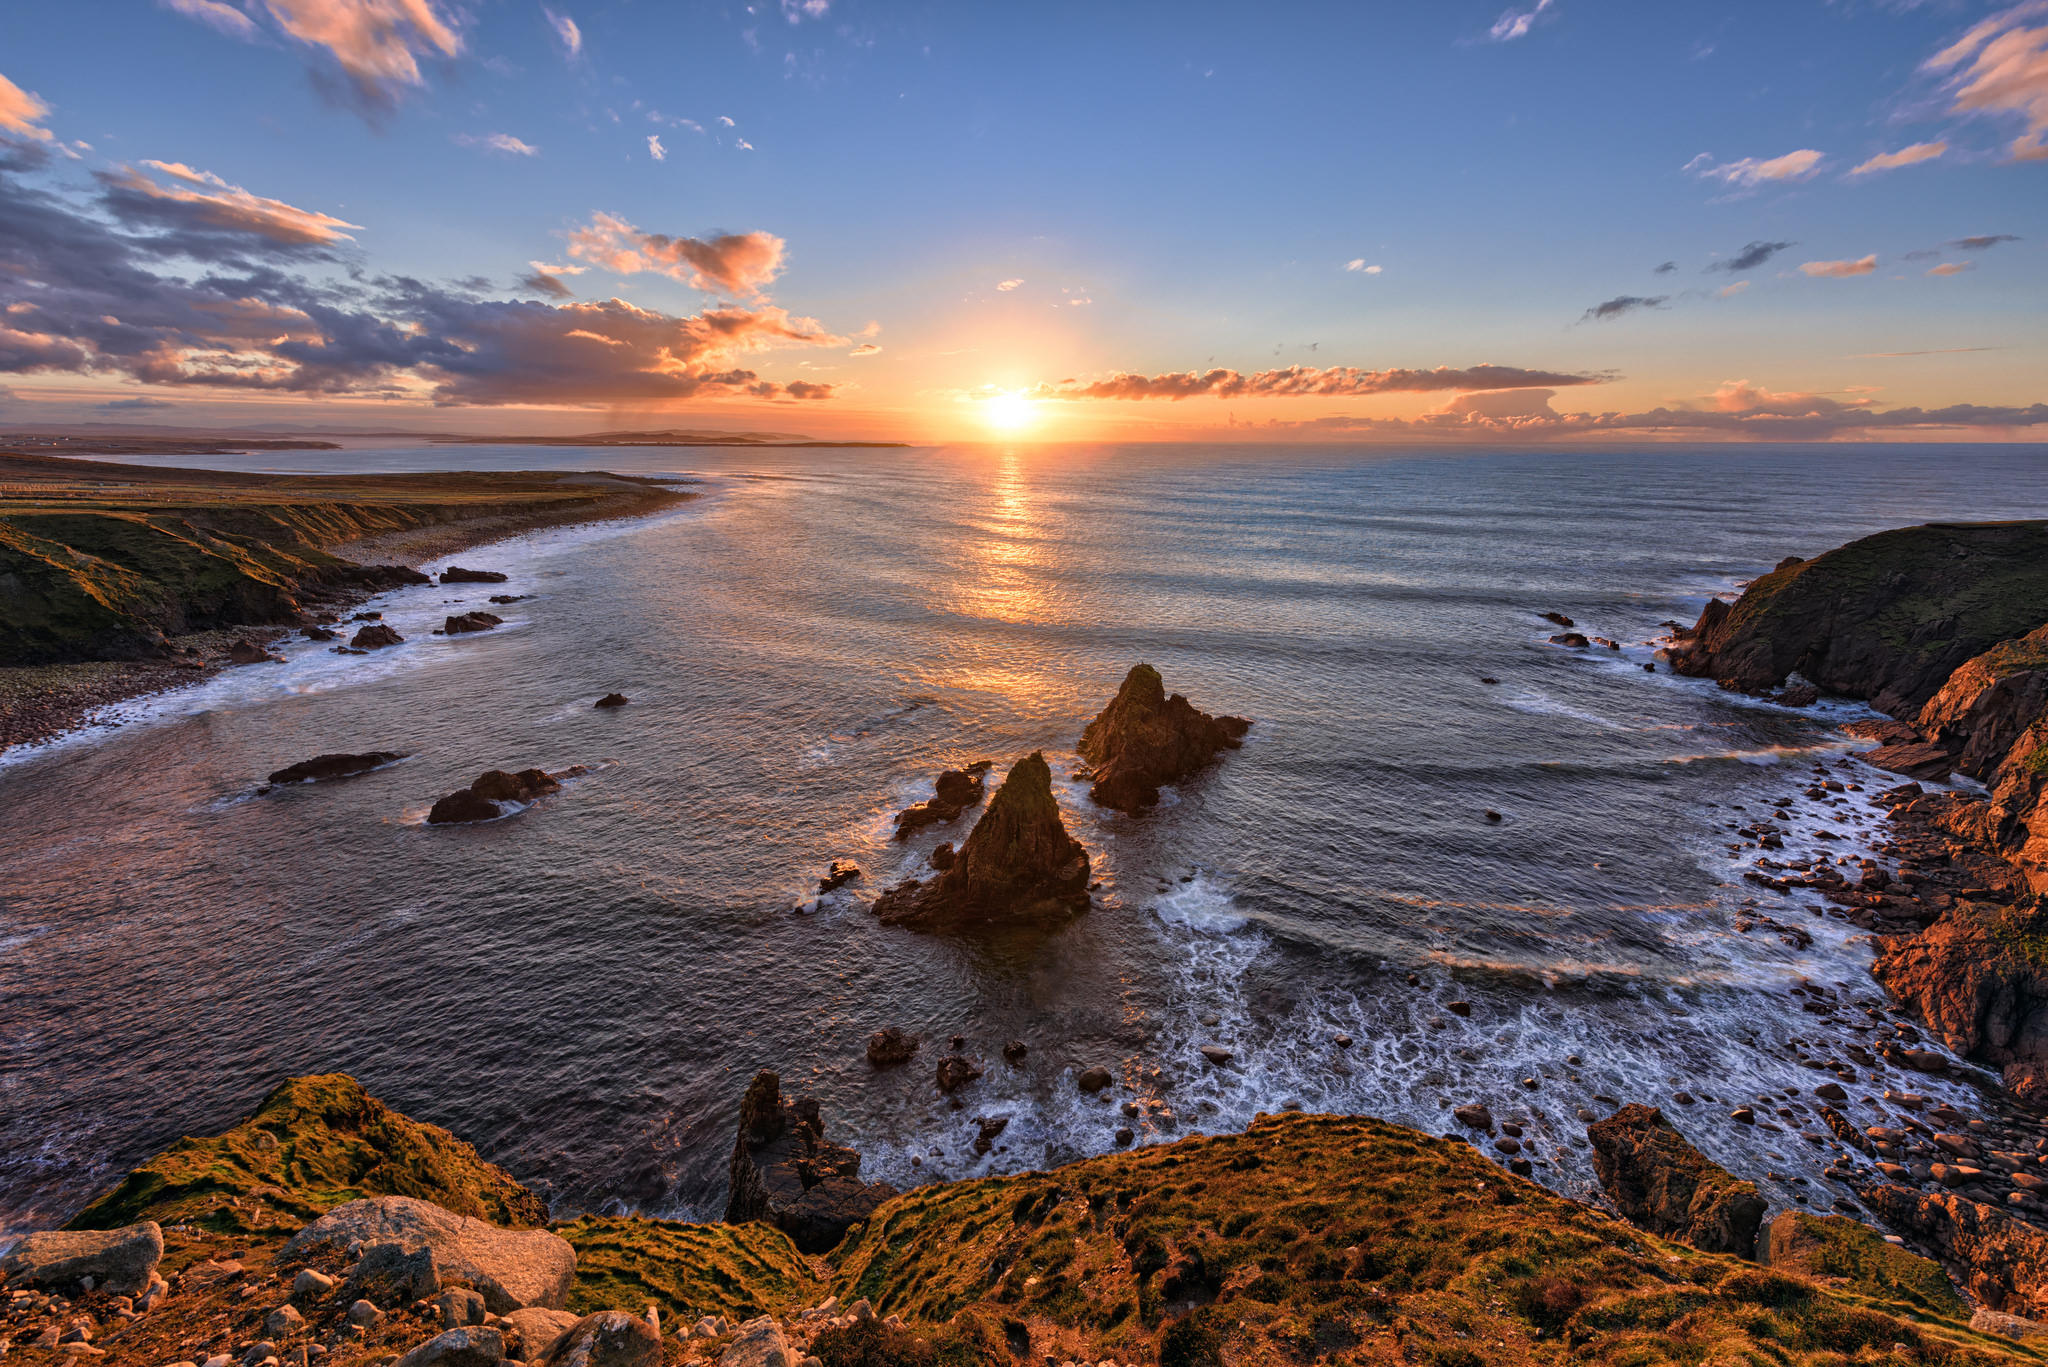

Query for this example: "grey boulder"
[0,1222,163,1296]
[393,1326,507,1367]
[283,1196,574,1313]
[719,1317,797,1367]
[503,1306,583,1359]
[535,1310,662,1367]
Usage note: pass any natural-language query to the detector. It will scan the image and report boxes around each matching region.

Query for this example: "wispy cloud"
[1849,140,1947,174]
[544,6,582,56]
[566,212,786,297]
[1488,0,1555,42]
[1800,254,1878,277]
[160,0,260,40]
[104,160,361,246]
[1031,363,1607,401]
[1344,259,1383,274]
[850,342,881,356]
[1927,261,1975,276]
[1684,148,1825,187]
[1708,240,1795,272]
[455,132,538,156]
[1924,3,2048,161]
[255,0,463,112]
[780,0,829,20]
[1653,261,1678,274]
[1953,233,2021,249]
[0,73,52,141]
[996,278,1023,291]
[1581,295,1668,322]
[646,134,666,161]
[1718,281,1750,298]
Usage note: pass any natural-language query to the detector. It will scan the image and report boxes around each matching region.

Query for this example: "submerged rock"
[351,623,404,650]
[935,1054,982,1093]
[722,1071,895,1253]
[1587,1104,1766,1257]
[440,567,509,584]
[426,767,565,825]
[892,766,988,839]
[1076,664,1249,813]
[871,753,1089,930]
[267,751,406,785]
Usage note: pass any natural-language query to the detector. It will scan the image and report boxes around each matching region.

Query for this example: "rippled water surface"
[4,442,2047,1237]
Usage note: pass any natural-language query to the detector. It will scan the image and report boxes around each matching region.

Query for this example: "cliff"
[1666,521,2048,715]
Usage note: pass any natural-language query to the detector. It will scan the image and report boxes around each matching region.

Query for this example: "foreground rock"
[426,767,567,825]
[1587,1104,1766,1256]
[891,762,990,839]
[1666,520,2048,714]
[1863,1182,2048,1320]
[871,752,1089,930]
[267,751,407,785]
[722,1071,896,1253]
[533,1309,661,1367]
[283,1195,575,1312]
[1076,663,1250,813]
[0,1221,162,1295]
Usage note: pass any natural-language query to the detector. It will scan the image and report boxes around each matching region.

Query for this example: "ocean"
[3,441,2046,1238]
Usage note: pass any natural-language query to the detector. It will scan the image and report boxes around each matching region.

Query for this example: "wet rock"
[1779,684,1820,708]
[0,1222,162,1296]
[426,767,566,825]
[283,1196,574,1312]
[892,768,987,839]
[1549,633,1591,648]
[439,567,509,585]
[1587,1104,1766,1257]
[1453,1104,1493,1132]
[1445,1001,1472,1017]
[393,1327,505,1367]
[872,753,1089,930]
[490,594,528,605]
[1864,742,1957,781]
[1542,612,1575,628]
[819,860,862,893]
[533,1311,660,1367]
[1002,1039,1027,1064]
[350,623,404,650]
[1077,1067,1112,1094]
[929,841,956,871]
[304,625,338,642]
[935,1054,982,1093]
[594,693,629,709]
[1199,1045,1233,1066]
[227,638,284,665]
[865,1028,917,1067]
[267,752,406,785]
[443,612,502,635]
[1076,664,1250,813]
[723,1071,896,1254]
[973,1115,1009,1155]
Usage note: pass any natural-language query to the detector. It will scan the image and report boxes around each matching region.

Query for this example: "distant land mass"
[432,429,912,448]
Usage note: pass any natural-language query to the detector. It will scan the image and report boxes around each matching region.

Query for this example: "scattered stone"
[1453,1104,1493,1132]
[443,612,503,635]
[393,1327,505,1367]
[716,1317,795,1367]
[1077,1067,1112,1094]
[264,1304,306,1337]
[227,638,285,665]
[291,1269,335,1299]
[1550,633,1591,648]
[436,1287,486,1329]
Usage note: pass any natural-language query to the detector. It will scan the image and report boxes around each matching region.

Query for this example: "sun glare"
[981,392,1038,433]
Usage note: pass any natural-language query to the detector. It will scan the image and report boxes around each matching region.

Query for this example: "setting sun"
[980,392,1039,433]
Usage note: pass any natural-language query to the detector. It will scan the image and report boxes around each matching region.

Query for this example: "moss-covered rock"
[554,1214,814,1322]
[826,1111,2027,1365]
[67,1074,547,1233]
[1669,521,2048,715]
[1765,1211,1969,1321]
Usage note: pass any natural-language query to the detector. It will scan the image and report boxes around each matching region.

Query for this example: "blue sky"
[0,0,2042,440]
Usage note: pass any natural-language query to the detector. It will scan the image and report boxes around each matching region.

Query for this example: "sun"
[981,392,1039,433]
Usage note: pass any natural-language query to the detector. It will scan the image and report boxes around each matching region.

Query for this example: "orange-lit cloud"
[850,342,882,356]
[1800,255,1878,277]
[1685,148,1824,187]
[1849,141,1947,175]
[0,73,53,141]
[103,161,361,246]
[996,278,1023,291]
[1031,363,1607,401]
[1925,4,2048,161]
[1927,261,1975,276]
[257,0,463,106]
[567,212,786,297]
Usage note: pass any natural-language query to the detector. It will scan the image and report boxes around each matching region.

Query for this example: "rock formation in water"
[1587,1104,1766,1257]
[268,752,408,785]
[871,752,1089,929]
[443,611,502,635]
[439,567,509,585]
[1665,521,2048,715]
[1076,664,1250,813]
[722,1071,896,1253]
[351,623,404,650]
[594,693,629,709]
[891,763,991,839]
[426,768,566,825]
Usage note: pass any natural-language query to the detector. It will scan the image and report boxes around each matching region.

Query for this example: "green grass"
[555,1214,817,1322]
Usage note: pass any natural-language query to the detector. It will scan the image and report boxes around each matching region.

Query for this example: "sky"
[0,0,2044,443]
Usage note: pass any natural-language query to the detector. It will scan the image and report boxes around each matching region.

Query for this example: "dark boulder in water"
[1076,664,1249,814]
[722,1070,895,1253]
[594,693,629,709]
[426,768,564,825]
[872,753,1089,930]
[440,567,509,584]
[444,611,502,635]
[304,624,338,642]
[892,766,989,839]
[227,638,283,665]
[820,859,862,892]
[929,841,956,871]
[866,1027,917,1067]
[1549,632,1591,649]
[351,623,404,650]
[268,752,406,785]
[935,1054,982,1094]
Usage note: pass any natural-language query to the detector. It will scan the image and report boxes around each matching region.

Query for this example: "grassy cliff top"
[67,1074,548,1233]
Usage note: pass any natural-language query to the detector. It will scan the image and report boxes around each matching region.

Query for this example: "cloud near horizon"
[1030,364,1607,401]
[0,144,842,406]
[566,213,785,297]
[1850,140,1947,174]
[1801,254,1879,277]
[1925,4,2048,161]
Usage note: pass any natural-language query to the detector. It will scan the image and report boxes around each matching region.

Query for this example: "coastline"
[0,464,695,754]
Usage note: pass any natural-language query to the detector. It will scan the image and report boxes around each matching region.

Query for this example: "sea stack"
[1077,663,1250,813]
[722,1071,895,1253]
[871,752,1089,930]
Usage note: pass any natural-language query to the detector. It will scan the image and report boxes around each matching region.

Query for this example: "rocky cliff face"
[1667,521,2048,715]
[1076,664,1250,813]
[1917,625,2048,781]
[722,1071,896,1254]
[870,753,1089,930]
[1586,1104,1767,1257]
